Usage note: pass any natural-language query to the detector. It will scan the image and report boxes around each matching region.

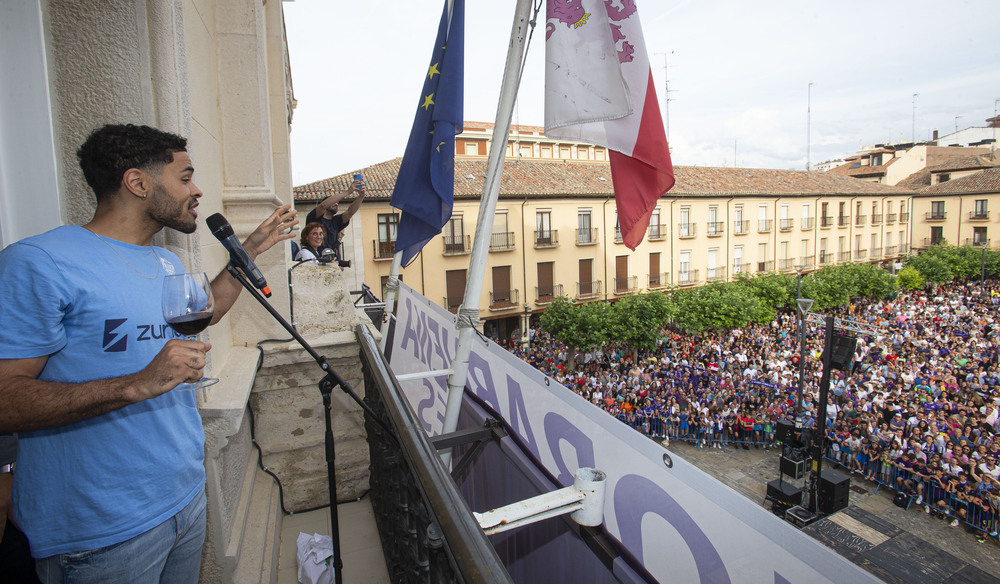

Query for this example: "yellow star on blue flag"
[390,0,464,268]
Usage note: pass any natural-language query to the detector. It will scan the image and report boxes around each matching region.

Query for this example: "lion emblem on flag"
[546,0,638,63]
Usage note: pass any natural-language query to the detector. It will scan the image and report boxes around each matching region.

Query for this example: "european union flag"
[390,0,464,267]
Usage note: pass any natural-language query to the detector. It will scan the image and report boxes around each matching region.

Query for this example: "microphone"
[206,213,272,297]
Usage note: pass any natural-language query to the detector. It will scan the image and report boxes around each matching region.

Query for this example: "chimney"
[932,130,939,140]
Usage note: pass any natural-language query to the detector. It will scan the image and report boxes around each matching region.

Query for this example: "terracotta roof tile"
[927,152,998,173]
[896,167,932,189]
[826,157,896,178]
[919,166,1000,194]
[293,158,914,203]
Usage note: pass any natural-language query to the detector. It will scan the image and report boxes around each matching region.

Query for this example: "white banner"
[390,282,882,584]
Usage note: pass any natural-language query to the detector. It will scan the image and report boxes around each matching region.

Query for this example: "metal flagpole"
[379,252,402,351]
[439,0,533,466]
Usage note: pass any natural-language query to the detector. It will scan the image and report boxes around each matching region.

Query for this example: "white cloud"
[284,0,1000,185]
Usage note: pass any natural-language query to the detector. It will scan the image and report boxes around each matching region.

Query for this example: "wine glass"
[162,272,219,390]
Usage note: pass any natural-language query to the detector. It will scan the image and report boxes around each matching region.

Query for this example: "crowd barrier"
[823,443,998,538]
[613,411,998,539]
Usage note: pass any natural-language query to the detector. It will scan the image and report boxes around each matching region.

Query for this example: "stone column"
[250,264,376,509]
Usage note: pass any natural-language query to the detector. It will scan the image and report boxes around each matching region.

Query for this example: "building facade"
[294,124,915,338]
[912,165,1000,249]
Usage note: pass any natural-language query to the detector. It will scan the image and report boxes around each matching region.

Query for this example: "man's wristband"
[0,463,13,474]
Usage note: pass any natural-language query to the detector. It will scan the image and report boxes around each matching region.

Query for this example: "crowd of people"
[510,280,1000,541]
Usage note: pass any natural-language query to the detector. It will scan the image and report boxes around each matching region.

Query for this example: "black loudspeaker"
[817,468,850,514]
[822,333,858,372]
[775,420,801,445]
[767,479,803,510]
[780,455,805,479]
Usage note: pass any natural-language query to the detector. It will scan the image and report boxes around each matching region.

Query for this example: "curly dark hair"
[76,124,188,201]
[300,222,327,249]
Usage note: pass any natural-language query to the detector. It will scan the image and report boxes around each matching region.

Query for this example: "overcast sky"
[282,0,1000,186]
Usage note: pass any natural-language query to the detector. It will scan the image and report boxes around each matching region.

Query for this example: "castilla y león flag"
[544,0,674,250]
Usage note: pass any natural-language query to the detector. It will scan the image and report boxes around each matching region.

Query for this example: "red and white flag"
[545,0,674,250]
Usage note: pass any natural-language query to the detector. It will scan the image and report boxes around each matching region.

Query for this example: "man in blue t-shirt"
[0,124,298,583]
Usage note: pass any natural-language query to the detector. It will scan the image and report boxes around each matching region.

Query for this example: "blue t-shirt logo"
[103,318,128,352]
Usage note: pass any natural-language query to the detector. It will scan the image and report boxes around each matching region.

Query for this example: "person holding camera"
[305,175,366,262]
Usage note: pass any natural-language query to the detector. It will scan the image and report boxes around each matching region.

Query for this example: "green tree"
[845,262,898,299]
[672,282,767,333]
[919,244,976,280]
[538,297,609,371]
[608,291,676,359]
[896,266,925,290]
[905,252,953,286]
[984,248,1000,279]
[806,265,854,309]
[733,272,792,317]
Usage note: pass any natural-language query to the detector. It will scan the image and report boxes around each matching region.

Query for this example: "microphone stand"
[224,264,392,584]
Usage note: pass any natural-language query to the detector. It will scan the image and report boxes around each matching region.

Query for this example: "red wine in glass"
[162,272,219,390]
[166,312,213,336]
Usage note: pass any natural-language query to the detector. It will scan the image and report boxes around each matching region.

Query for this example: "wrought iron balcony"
[613,275,638,294]
[854,249,868,260]
[886,213,897,224]
[925,211,946,221]
[489,288,519,310]
[758,219,773,233]
[732,262,751,275]
[838,251,852,262]
[576,280,602,298]
[534,229,558,248]
[678,223,696,239]
[443,295,463,312]
[969,211,991,221]
[706,267,727,282]
[855,215,867,227]
[801,217,815,230]
[707,222,725,237]
[575,228,598,246]
[779,258,796,272]
[838,215,851,228]
[757,260,774,273]
[443,234,472,255]
[872,214,883,225]
[489,232,516,252]
[733,220,750,234]
[535,284,563,303]
[373,239,395,260]
[779,218,794,231]
[647,223,668,241]
[676,269,699,286]
[648,272,670,288]
[357,325,514,584]
[820,216,834,228]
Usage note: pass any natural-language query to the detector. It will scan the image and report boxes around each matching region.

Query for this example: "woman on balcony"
[295,222,328,262]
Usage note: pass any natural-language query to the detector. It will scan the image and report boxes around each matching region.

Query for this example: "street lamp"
[796,296,814,418]
[523,305,532,350]
[793,265,812,418]
[981,241,988,296]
